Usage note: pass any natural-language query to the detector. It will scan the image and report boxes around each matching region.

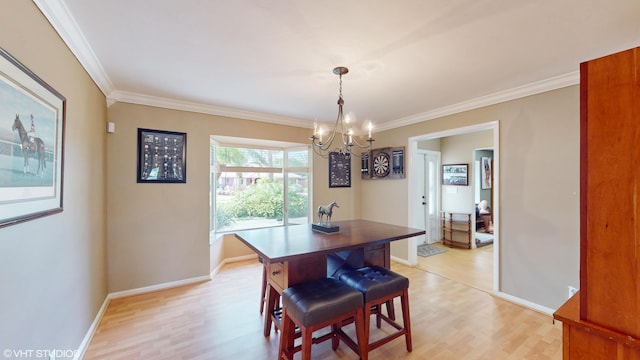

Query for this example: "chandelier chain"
[309,66,374,158]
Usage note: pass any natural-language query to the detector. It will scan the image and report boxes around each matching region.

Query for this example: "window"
[210,137,310,234]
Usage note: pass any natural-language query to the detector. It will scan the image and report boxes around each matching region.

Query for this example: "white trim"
[391,255,411,267]
[106,91,309,128]
[73,296,109,360]
[106,73,578,131]
[407,148,441,266]
[407,120,501,295]
[33,0,578,131]
[75,254,259,358]
[406,146,420,267]
[33,0,114,96]
[492,125,500,295]
[211,254,258,278]
[494,291,555,316]
[108,275,212,300]
[75,275,211,359]
[377,71,578,132]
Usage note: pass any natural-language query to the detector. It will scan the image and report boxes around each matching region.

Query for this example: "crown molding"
[107,91,309,128]
[378,71,579,131]
[108,71,578,132]
[33,0,114,95]
[35,0,579,131]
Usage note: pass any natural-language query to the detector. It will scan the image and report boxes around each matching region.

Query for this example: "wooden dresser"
[553,46,640,359]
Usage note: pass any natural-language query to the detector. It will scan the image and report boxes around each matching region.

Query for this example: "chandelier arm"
[309,66,375,158]
[311,143,330,158]
[321,107,342,151]
[348,135,373,149]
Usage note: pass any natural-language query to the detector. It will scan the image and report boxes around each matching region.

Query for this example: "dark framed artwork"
[328,151,351,188]
[442,164,468,186]
[0,48,66,228]
[137,128,187,183]
[360,152,369,179]
[361,146,406,180]
[481,157,492,189]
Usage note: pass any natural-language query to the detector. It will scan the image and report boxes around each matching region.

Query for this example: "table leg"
[263,283,279,337]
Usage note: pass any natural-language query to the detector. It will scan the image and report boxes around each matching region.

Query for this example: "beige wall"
[106,102,364,291]
[1,2,582,353]
[365,86,580,310]
[0,0,107,352]
[441,131,493,213]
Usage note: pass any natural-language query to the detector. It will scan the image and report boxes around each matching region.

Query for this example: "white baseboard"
[211,254,258,278]
[74,296,109,360]
[108,275,212,300]
[391,255,554,317]
[75,253,554,359]
[391,255,411,266]
[494,291,555,316]
[76,255,259,359]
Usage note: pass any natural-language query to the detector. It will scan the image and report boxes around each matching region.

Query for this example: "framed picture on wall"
[442,164,468,186]
[0,48,66,228]
[137,128,187,183]
[328,151,351,188]
[481,157,492,189]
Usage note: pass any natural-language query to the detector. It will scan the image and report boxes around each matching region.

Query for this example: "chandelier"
[309,66,374,158]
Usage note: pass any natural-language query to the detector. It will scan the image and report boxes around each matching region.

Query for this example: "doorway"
[410,150,440,245]
[474,149,494,242]
[407,121,499,293]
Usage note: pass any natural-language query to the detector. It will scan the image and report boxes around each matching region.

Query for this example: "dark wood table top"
[234,219,425,263]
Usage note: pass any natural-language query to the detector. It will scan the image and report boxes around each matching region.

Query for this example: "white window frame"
[210,136,311,238]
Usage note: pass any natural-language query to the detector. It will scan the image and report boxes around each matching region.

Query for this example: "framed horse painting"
[0,48,66,228]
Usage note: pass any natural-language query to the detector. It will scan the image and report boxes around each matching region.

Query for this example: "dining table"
[234,219,425,336]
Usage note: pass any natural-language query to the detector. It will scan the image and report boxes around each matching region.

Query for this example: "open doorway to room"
[474,149,494,245]
[407,122,499,293]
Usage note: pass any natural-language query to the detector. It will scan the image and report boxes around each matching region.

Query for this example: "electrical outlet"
[568,286,578,298]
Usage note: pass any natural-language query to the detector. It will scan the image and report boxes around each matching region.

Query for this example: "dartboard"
[373,152,390,177]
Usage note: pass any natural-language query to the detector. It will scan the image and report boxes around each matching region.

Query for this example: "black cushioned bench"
[338,266,412,358]
[278,277,366,359]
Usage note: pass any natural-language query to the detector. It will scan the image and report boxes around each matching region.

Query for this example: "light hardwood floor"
[417,241,494,292]
[83,256,561,359]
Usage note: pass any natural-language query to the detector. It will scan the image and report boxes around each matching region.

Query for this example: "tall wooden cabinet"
[553,47,640,358]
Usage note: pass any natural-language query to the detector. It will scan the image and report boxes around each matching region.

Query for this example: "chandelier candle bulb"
[310,66,374,158]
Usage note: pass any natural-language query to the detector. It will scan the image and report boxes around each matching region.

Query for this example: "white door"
[414,150,440,244]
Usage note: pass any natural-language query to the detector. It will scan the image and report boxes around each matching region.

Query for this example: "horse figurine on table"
[11,114,46,176]
[317,201,339,226]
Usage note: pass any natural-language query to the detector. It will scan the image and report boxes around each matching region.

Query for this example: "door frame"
[407,120,500,293]
[409,149,441,247]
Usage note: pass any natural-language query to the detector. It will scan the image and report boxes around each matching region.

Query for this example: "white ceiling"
[36,0,640,132]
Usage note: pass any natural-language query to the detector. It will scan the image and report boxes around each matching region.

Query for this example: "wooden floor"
[417,241,494,292]
[83,257,561,360]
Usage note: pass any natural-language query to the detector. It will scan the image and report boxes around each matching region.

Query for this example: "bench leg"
[401,290,412,352]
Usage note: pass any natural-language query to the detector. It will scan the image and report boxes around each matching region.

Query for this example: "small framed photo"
[137,128,186,183]
[0,48,66,228]
[328,151,351,188]
[442,164,468,186]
